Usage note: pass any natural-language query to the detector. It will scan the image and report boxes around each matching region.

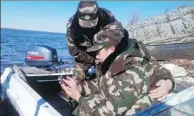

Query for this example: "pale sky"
[2,1,194,33]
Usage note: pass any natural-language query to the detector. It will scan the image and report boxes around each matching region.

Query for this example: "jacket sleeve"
[76,70,150,116]
[66,25,95,64]
[136,41,175,91]
[81,77,100,96]
[148,57,175,91]
[101,8,117,25]
[104,8,117,23]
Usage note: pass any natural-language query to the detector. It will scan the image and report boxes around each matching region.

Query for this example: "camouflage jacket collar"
[101,38,152,76]
[110,39,151,76]
[101,38,129,75]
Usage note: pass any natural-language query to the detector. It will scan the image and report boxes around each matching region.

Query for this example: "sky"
[1,1,194,33]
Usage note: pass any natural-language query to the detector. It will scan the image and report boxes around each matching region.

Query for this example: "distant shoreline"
[1,28,65,35]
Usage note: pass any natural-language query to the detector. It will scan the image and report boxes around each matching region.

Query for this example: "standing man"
[66,1,117,81]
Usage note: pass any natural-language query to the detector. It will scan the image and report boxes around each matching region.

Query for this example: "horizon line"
[1,27,66,34]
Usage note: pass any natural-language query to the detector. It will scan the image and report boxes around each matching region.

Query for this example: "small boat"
[1,45,194,116]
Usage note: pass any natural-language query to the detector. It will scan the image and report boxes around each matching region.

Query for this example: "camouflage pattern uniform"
[66,1,117,81]
[73,22,174,116]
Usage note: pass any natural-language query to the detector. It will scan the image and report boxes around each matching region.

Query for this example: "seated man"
[60,22,174,116]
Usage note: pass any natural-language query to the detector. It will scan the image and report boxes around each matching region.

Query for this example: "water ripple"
[1,28,71,72]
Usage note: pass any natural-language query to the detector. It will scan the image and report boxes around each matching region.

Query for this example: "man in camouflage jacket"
[66,1,118,80]
[60,22,175,116]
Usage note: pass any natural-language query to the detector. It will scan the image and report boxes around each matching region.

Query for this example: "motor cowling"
[25,45,58,67]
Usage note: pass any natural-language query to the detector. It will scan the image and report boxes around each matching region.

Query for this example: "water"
[1,28,73,73]
[0,28,74,115]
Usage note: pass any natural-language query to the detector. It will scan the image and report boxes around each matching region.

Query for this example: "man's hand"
[60,78,81,102]
[149,79,173,101]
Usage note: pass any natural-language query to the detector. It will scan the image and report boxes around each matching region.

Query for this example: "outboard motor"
[24,45,96,78]
[25,45,58,68]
